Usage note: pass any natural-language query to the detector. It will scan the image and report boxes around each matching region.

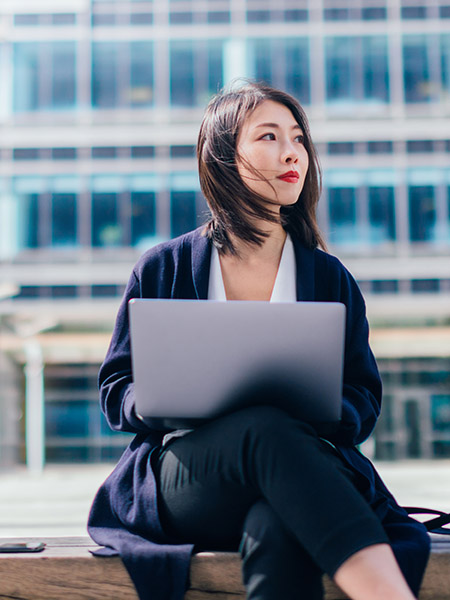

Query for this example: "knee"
[241,499,289,557]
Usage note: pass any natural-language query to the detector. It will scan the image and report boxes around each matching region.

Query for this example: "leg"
[334,544,416,600]
[153,407,392,595]
[241,500,323,600]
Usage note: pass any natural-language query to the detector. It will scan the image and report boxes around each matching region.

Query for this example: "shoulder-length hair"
[197,81,326,255]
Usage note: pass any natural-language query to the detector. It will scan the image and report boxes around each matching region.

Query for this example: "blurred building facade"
[0,0,449,467]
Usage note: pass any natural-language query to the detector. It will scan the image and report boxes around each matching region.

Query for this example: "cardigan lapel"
[291,235,316,302]
[191,227,212,299]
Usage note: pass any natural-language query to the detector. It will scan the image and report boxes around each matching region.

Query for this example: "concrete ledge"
[0,535,448,599]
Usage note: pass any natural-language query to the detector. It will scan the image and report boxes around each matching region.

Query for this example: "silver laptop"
[129,299,346,434]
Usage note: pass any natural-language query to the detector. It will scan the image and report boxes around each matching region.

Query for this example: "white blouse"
[207,233,297,303]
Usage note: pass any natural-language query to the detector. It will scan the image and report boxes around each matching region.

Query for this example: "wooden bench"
[0,535,448,599]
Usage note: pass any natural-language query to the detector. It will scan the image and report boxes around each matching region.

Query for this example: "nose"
[281,142,299,164]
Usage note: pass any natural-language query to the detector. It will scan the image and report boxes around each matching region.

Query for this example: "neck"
[227,221,287,263]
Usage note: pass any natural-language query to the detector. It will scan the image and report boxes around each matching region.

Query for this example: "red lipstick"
[278,170,299,183]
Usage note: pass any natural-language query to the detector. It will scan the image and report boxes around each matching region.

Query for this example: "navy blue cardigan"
[88,227,429,599]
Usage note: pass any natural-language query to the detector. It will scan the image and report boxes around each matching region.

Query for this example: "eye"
[295,134,305,144]
[260,132,275,141]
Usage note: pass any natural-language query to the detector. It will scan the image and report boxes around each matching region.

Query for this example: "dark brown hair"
[197,81,326,255]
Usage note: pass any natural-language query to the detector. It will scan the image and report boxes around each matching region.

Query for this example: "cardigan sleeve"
[323,259,383,448]
[98,269,152,434]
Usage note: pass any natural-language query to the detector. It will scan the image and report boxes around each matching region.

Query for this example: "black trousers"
[153,406,389,600]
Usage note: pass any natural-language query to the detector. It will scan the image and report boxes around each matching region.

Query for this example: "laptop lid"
[129,299,346,431]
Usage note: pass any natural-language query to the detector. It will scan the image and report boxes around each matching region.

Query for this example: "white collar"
[208,234,297,302]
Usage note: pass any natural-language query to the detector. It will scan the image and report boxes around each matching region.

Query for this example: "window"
[14,14,40,26]
[249,38,310,105]
[91,285,120,297]
[92,192,122,247]
[17,286,41,299]
[92,43,118,107]
[406,140,434,153]
[362,7,387,20]
[325,8,354,20]
[92,41,153,108]
[14,42,76,112]
[131,146,155,158]
[92,146,118,159]
[327,142,355,155]
[169,11,194,24]
[51,13,77,25]
[51,193,77,247]
[130,42,154,105]
[442,35,450,98]
[372,280,399,293]
[284,9,308,21]
[411,279,440,292]
[52,148,77,160]
[403,35,436,103]
[368,186,396,243]
[328,187,357,245]
[409,186,436,242]
[170,40,224,107]
[131,191,156,246]
[325,36,389,106]
[170,145,195,158]
[51,286,77,298]
[363,36,390,103]
[247,10,271,22]
[207,11,230,23]
[13,148,40,160]
[171,191,197,238]
[367,141,393,154]
[92,13,117,26]
[401,6,427,19]
[130,13,153,25]
[18,193,39,249]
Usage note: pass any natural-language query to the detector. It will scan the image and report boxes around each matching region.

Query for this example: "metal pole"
[24,340,45,474]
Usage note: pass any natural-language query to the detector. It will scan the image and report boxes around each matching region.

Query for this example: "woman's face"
[236,100,309,208]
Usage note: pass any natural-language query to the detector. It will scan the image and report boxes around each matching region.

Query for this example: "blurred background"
[0,0,449,491]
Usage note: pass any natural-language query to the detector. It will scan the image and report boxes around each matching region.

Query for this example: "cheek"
[300,149,309,175]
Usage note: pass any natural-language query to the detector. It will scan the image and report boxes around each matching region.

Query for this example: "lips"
[278,171,299,183]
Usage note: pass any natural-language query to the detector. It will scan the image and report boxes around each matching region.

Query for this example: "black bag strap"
[404,506,450,535]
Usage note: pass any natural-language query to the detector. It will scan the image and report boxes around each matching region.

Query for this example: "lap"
[152,406,359,548]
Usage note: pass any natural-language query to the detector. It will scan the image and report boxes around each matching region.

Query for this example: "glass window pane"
[325,37,356,102]
[130,42,153,106]
[252,39,272,85]
[92,192,121,246]
[442,35,450,95]
[131,191,156,246]
[409,185,436,241]
[328,187,357,244]
[51,42,76,108]
[207,41,224,98]
[92,42,119,107]
[285,38,310,104]
[170,191,196,238]
[52,193,77,247]
[19,193,39,248]
[170,42,194,106]
[13,43,40,112]
[368,186,395,243]
[403,36,431,103]
[363,37,389,103]
[46,400,89,438]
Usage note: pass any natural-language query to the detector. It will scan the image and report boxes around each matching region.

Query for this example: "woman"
[88,83,429,600]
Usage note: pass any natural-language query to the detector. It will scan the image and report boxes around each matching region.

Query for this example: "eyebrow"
[255,122,303,131]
